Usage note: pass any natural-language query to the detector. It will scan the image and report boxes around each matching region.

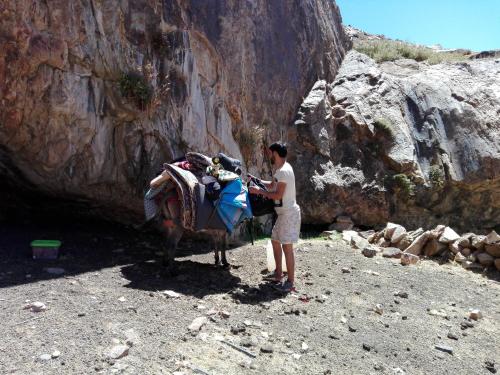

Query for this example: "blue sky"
[336,0,499,51]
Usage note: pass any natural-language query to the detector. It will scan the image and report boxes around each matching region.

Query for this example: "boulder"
[329,216,354,231]
[377,238,391,247]
[384,223,402,240]
[408,228,425,241]
[390,225,407,244]
[460,248,471,257]
[454,253,466,263]
[485,230,500,244]
[396,234,412,250]
[439,227,461,244]
[429,225,446,239]
[342,230,358,244]
[471,235,486,250]
[382,247,403,258]
[449,240,461,254]
[401,253,419,266]
[485,243,500,258]
[423,238,448,257]
[477,252,495,267]
[457,237,471,248]
[350,233,370,249]
[404,231,431,256]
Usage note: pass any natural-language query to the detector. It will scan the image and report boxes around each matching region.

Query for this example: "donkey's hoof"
[221,262,230,270]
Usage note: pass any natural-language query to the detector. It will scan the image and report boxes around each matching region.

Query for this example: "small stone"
[188,317,208,332]
[400,253,419,266]
[485,360,496,374]
[107,345,129,359]
[241,338,255,347]
[118,296,127,302]
[374,304,384,315]
[27,301,47,312]
[341,267,351,274]
[231,324,246,334]
[362,246,378,258]
[39,354,52,361]
[447,332,458,340]
[51,350,61,358]
[434,344,453,355]
[362,343,372,351]
[468,309,482,321]
[348,325,357,332]
[394,291,409,299]
[220,310,231,319]
[260,344,273,353]
[162,290,181,298]
[292,353,301,360]
[77,312,86,317]
[301,342,309,352]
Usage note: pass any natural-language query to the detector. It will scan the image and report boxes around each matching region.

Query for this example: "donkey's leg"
[221,232,229,269]
[213,234,221,266]
[162,225,184,276]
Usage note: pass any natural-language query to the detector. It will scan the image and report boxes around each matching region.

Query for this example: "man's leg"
[282,244,295,284]
[271,239,283,280]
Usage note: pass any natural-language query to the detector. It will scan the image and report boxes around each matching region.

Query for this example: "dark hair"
[269,142,287,158]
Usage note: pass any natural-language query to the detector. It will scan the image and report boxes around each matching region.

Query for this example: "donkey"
[154,190,229,276]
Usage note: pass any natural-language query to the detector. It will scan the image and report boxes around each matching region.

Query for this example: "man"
[249,142,301,292]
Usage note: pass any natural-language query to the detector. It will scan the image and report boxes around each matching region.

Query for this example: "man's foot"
[263,271,283,283]
[273,280,296,293]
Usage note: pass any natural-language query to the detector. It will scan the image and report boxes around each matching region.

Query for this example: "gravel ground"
[1,221,499,375]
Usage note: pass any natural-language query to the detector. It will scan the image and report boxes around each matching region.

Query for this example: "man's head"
[268,142,287,165]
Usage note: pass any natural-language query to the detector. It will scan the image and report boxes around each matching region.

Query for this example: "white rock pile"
[345,223,500,271]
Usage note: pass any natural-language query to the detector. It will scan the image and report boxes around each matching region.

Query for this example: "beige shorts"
[271,205,301,244]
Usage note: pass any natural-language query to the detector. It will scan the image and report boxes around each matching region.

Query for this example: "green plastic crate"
[31,240,62,260]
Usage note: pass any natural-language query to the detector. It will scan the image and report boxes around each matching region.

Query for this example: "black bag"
[248,177,275,216]
[216,152,242,175]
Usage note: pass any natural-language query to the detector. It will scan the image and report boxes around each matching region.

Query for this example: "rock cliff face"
[291,50,500,232]
[0,0,349,219]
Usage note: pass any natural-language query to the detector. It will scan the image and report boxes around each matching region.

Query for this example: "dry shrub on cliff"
[355,39,469,65]
[234,126,265,165]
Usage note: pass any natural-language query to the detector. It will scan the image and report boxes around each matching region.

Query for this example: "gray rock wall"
[291,51,500,232]
[0,0,349,219]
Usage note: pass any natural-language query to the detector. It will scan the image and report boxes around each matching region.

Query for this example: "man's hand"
[248,186,262,195]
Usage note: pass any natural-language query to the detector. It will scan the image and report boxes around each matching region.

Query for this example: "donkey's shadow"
[120,259,242,298]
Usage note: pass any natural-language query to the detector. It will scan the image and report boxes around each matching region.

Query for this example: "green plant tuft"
[392,174,415,198]
[373,118,395,141]
[119,72,152,109]
[429,165,445,188]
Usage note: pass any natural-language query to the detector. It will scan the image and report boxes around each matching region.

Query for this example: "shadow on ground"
[0,217,247,290]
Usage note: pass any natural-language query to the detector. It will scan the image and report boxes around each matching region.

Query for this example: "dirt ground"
[1,220,499,375]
